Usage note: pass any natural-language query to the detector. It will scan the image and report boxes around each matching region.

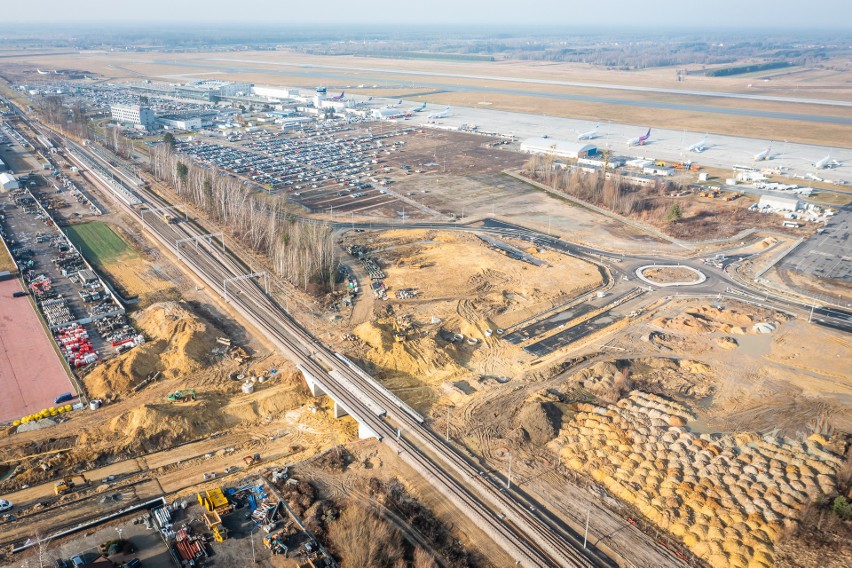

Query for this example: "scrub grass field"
[65,221,136,266]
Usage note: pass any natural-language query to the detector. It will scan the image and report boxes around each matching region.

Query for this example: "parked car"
[124,559,142,568]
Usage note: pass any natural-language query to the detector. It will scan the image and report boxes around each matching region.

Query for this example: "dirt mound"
[84,302,220,398]
[562,359,715,401]
[654,305,758,336]
[354,320,465,384]
[515,400,560,445]
[83,402,217,454]
[134,301,220,372]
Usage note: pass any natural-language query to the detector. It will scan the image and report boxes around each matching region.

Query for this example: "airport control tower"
[314,86,327,107]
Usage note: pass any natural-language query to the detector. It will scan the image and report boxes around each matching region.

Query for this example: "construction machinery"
[162,212,175,224]
[167,389,196,403]
[698,190,719,198]
[263,531,288,555]
[243,453,261,466]
[198,487,232,514]
[54,474,85,495]
[54,477,75,495]
[723,192,741,201]
[202,510,228,542]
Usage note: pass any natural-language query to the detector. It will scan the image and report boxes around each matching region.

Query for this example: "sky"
[3,0,851,29]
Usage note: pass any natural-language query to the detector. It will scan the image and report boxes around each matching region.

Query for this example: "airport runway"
[210,57,852,108]
[150,59,852,127]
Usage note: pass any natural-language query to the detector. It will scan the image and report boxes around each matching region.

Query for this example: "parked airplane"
[577,123,600,141]
[753,143,773,161]
[688,135,708,153]
[330,91,345,101]
[427,106,450,120]
[627,128,652,147]
[410,102,427,113]
[813,154,840,169]
[36,68,49,75]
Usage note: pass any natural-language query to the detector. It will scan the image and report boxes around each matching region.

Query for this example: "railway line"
[51,133,607,567]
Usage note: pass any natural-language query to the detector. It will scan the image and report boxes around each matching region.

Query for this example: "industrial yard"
[0,18,850,568]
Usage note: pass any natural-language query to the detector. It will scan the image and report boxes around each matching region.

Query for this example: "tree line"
[523,154,685,224]
[152,144,338,294]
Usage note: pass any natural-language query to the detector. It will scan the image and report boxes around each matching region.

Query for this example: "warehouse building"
[371,108,407,120]
[110,104,157,130]
[520,138,597,159]
[758,194,801,212]
[0,172,20,192]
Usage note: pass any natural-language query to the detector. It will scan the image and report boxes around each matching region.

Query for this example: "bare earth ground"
[334,229,603,411]
[442,299,851,568]
[641,266,703,284]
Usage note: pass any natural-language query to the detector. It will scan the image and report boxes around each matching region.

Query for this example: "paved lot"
[0,277,73,422]
[781,204,851,281]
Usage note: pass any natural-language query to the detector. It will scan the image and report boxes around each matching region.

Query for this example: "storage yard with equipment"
[0,33,850,568]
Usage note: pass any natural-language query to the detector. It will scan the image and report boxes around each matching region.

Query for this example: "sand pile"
[134,301,220,373]
[549,391,845,568]
[653,305,764,336]
[354,320,465,384]
[82,402,217,454]
[84,302,220,398]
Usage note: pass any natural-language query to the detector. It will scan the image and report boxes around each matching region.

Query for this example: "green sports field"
[65,222,137,266]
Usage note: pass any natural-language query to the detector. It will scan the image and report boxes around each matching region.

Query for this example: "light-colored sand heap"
[550,391,844,568]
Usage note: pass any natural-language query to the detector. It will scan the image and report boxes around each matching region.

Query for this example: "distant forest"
[301,36,842,71]
[4,25,850,71]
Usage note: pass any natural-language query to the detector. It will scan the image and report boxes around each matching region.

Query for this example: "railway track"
[45,128,609,567]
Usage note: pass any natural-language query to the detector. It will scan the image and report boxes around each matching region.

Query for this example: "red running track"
[0,278,74,422]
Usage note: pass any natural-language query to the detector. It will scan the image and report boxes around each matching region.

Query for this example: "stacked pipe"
[41,297,73,326]
[55,324,99,367]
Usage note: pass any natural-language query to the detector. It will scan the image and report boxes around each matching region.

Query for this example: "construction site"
[0,31,850,568]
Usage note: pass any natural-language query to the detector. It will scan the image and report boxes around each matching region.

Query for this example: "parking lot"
[781,204,851,283]
[174,123,430,218]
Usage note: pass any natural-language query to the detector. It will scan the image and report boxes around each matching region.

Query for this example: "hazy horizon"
[3,0,851,30]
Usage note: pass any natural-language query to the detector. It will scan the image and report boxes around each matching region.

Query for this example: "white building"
[159,116,202,130]
[0,172,19,192]
[519,138,596,160]
[758,194,801,212]
[371,108,406,120]
[0,157,6,171]
[110,104,156,130]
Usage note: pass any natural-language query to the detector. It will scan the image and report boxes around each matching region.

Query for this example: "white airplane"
[812,154,840,169]
[409,102,427,113]
[427,106,450,120]
[577,123,600,141]
[753,143,773,161]
[627,128,652,147]
[688,135,708,153]
[36,68,49,75]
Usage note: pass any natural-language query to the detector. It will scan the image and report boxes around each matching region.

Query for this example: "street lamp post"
[250,523,259,564]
